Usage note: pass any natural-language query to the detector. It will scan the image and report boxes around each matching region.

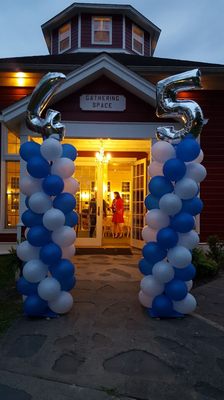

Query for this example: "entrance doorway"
[66,138,150,248]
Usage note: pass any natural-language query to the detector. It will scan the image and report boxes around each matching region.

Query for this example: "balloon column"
[139,69,207,317]
[16,73,79,317]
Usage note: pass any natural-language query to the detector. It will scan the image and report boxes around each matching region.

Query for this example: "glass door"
[131,158,147,249]
[74,161,103,246]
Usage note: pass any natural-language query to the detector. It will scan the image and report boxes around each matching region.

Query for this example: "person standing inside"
[111,191,124,238]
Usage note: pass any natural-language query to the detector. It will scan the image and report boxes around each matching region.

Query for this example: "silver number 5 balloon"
[26,72,66,141]
[156,69,204,143]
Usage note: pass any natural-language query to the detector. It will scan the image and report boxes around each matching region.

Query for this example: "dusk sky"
[0,0,223,64]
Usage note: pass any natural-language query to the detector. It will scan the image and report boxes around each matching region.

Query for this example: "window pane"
[60,37,70,52]
[7,132,20,154]
[133,39,143,54]
[94,31,110,43]
[5,161,20,228]
[59,23,70,35]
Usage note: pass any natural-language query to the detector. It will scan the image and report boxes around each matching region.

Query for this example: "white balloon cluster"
[17,138,79,317]
[139,139,206,317]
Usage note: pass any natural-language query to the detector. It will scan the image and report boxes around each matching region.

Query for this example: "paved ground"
[0,251,224,400]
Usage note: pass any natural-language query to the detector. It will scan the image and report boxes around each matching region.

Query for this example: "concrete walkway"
[0,251,224,400]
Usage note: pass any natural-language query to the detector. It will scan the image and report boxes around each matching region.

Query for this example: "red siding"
[52,29,58,55]
[53,75,157,122]
[81,14,122,49]
[0,233,17,242]
[144,31,151,57]
[71,16,78,50]
[0,87,33,111]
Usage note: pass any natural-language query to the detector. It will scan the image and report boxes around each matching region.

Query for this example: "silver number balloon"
[26,72,66,141]
[156,69,204,143]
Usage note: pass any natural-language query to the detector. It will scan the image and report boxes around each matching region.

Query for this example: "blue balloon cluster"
[140,137,205,318]
[17,139,78,317]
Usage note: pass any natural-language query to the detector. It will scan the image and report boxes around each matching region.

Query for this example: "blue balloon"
[165,279,188,301]
[40,242,62,264]
[148,176,173,199]
[16,277,38,295]
[157,227,178,249]
[174,264,196,281]
[65,211,79,227]
[27,226,51,247]
[60,276,76,291]
[19,141,41,161]
[62,144,77,161]
[53,193,76,214]
[181,197,203,216]
[42,175,64,196]
[27,156,50,179]
[50,259,75,280]
[151,295,173,317]
[142,242,167,264]
[163,158,186,181]
[171,212,195,233]
[24,295,48,316]
[21,209,43,227]
[144,194,159,210]
[138,258,154,275]
[176,138,200,162]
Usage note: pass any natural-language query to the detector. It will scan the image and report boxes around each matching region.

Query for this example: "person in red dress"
[111,191,124,238]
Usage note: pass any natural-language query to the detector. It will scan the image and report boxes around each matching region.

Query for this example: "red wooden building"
[0,2,224,248]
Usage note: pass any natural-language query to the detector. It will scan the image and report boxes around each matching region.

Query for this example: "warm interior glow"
[16,72,26,86]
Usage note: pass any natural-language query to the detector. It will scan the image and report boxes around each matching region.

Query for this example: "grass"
[0,254,22,335]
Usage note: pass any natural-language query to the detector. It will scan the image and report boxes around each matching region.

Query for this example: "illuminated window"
[58,22,71,53]
[132,24,144,55]
[122,181,131,211]
[92,17,112,44]
[7,131,20,154]
[5,161,20,228]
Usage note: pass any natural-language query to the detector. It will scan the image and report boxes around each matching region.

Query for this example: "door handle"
[98,206,100,216]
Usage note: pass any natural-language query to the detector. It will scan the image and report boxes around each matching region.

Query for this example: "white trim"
[78,13,81,48]
[132,23,144,56]
[91,16,112,45]
[122,15,126,50]
[70,48,131,53]
[2,54,156,132]
[58,21,71,54]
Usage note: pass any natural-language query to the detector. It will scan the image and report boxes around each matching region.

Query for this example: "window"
[58,22,71,53]
[92,17,112,44]
[121,181,131,211]
[132,24,144,55]
[7,131,20,154]
[5,161,20,228]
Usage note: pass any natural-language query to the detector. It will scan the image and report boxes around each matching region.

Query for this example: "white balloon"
[185,163,207,183]
[159,193,182,216]
[23,259,48,283]
[40,138,62,161]
[52,226,76,247]
[49,291,74,314]
[178,231,199,250]
[38,277,61,301]
[24,227,29,239]
[173,293,197,314]
[63,178,80,194]
[17,241,40,262]
[142,226,158,242]
[62,245,76,259]
[51,158,75,179]
[20,176,42,196]
[186,280,193,291]
[43,208,65,231]
[148,161,164,177]
[145,209,170,230]
[152,261,175,283]
[188,149,204,164]
[174,178,198,200]
[167,246,192,269]
[140,275,164,297]
[138,290,153,308]
[152,141,176,163]
[29,192,52,214]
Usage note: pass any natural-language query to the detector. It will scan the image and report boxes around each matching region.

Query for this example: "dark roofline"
[0,52,224,73]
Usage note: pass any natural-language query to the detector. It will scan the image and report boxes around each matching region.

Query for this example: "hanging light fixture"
[95,140,111,163]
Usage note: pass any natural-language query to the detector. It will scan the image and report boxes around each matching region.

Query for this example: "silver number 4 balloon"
[156,69,205,143]
[26,72,66,141]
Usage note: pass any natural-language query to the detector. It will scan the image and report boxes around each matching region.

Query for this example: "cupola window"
[58,22,71,53]
[92,16,112,44]
[132,24,144,55]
